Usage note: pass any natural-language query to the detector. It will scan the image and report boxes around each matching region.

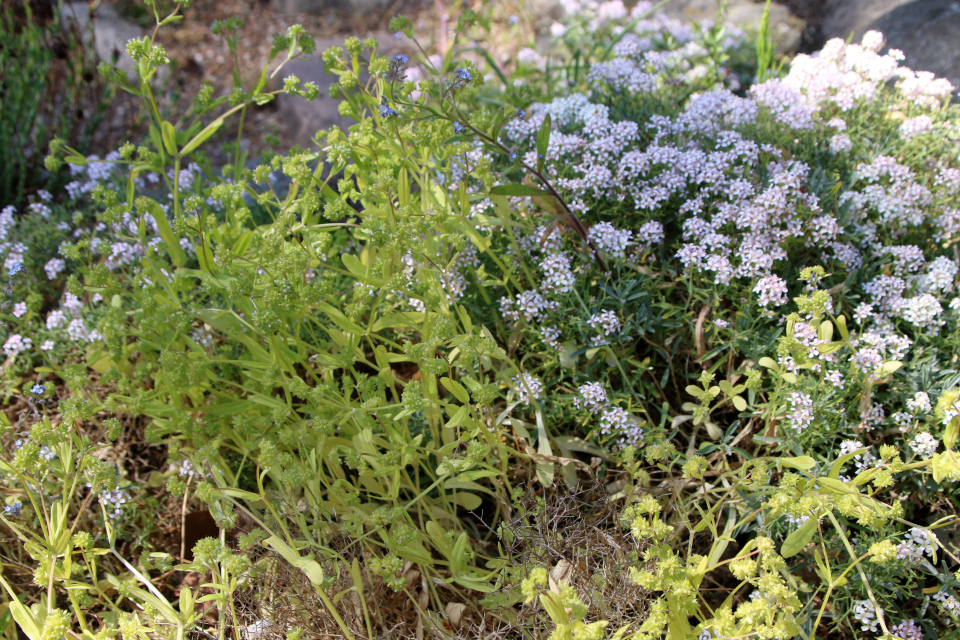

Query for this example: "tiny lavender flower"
[754,275,789,307]
[512,372,543,406]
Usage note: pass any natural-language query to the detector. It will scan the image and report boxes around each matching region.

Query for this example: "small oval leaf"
[781,517,817,558]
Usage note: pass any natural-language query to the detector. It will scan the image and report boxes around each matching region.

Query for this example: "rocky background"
[52,0,960,160]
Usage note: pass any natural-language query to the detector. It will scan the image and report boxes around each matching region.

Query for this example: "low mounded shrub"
[2,1,960,639]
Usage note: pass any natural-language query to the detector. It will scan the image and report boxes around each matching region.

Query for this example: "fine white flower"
[907,391,931,414]
[3,334,32,356]
[512,373,543,406]
[754,275,789,307]
[910,432,938,458]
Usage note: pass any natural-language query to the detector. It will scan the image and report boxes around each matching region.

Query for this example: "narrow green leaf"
[180,116,224,156]
[778,456,815,471]
[490,184,552,197]
[441,377,471,404]
[781,517,817,558]
[143,200,186,267]
[536,113,551,163]
[160,120,178,155]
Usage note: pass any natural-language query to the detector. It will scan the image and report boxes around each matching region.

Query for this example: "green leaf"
[316,301,366,335]
[180,116,224,156]
[160,120,178,155]
[233,231,255,256]
[758,357,778,369]
[149,124,164,159]
[0,577,40,640]
[829,448,868,479]
[945,416,959,450]
[454,492,483,510]
[732,395,747,411]
[559,341,579,369]
[341,253,368,278]
[441,377,471,404]
[778,456,815,471]
[490,184,552,197]
[836,314,849,341]
[295,558,325,586]
[781,517,817,558]
[817,341,844,354]
[685,385,704,398]
[879,360,903,376]
[143,199,186,267]
[536,113,551,160]
[817,477,854,494]
[818,320,834,342]
[535,410,555,486]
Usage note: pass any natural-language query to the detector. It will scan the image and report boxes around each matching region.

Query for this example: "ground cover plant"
[2,0,960,638]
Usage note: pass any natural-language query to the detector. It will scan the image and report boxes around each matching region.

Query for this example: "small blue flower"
[455,67,472,83]
[510,152,518,160]
[3,503,21,517]
[30,384,45,395]
[453,122,465,134]
[516,109,525,120]
[8,262,23,276]
[380,104,397,117]
[394,54,409,65]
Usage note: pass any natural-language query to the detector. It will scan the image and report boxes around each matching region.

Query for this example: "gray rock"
[819,0,912,42]
[62,1,144,80]
[820,0,960,97]
[660,0,804,52]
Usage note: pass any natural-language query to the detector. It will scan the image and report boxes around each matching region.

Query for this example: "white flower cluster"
[900,115,933,140]
[99,487,130,519]
[852,600,883,634]
[859,402,886,432]
[600,406,643,447]
[890,619,923,640]
[754,275,788,308]
[897,527,937,565]
[932,591,960,615]
[64,151,121,200]
[540,252,577,293]
[3,335,32,356]
[775,32,907,113]
[574,382,608,413]
[588,222,633,258]
[786,392,813,433]
[512,373,543,406]
[909,432,938,458]
[500,289,560,324]
[540,326,563,351]
[902,294,944,335]
[587,310,621,338]
[838,440,880,476]
[44,258,65,280]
